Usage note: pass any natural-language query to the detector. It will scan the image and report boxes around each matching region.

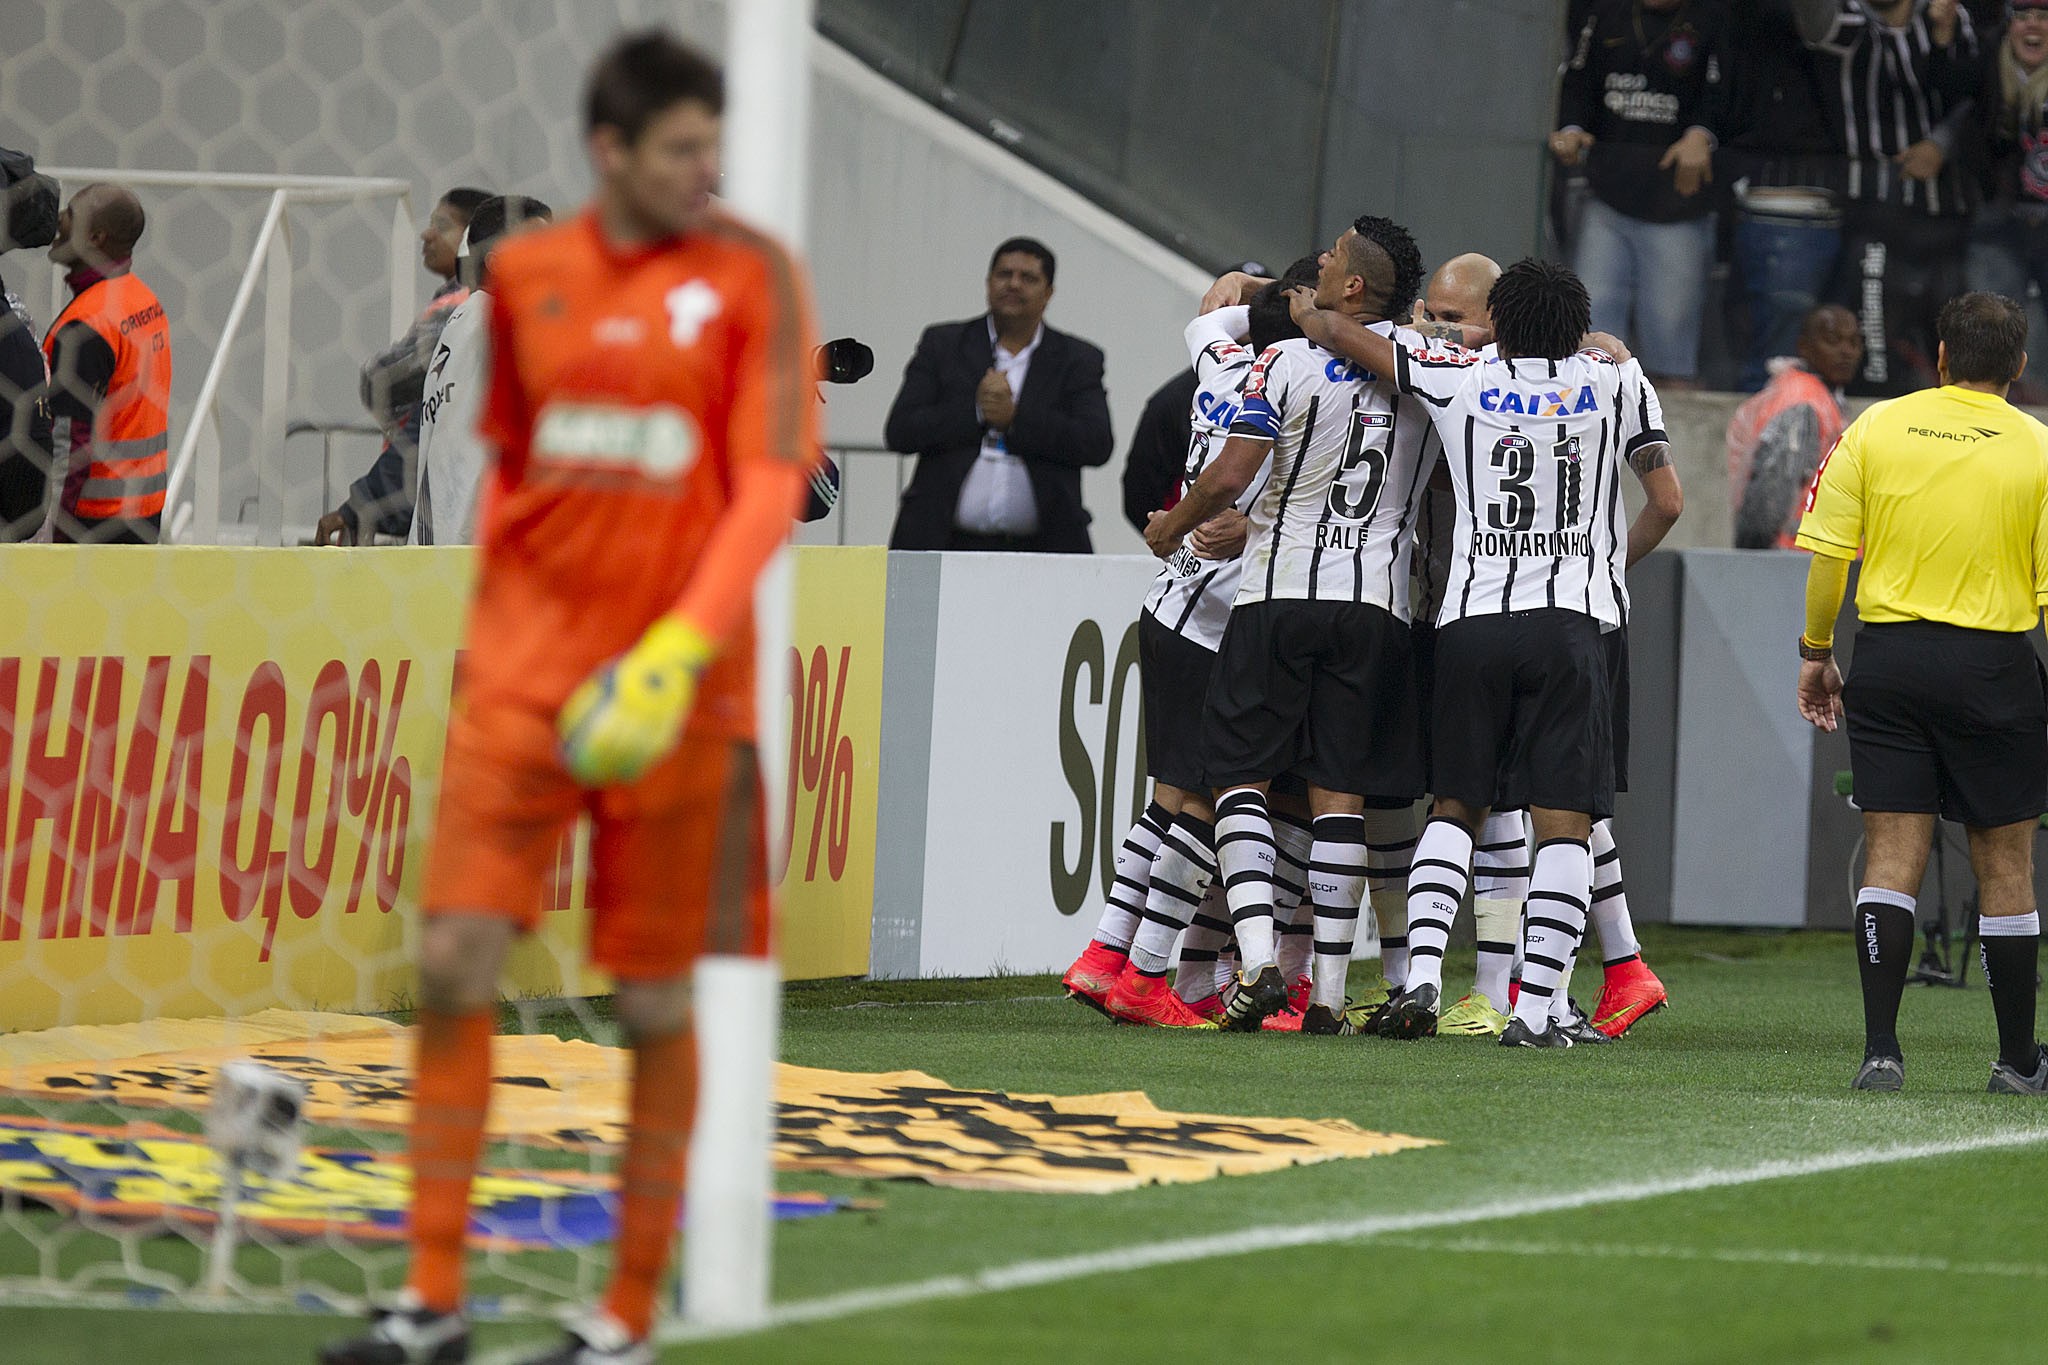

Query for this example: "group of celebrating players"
[1061,212,1685,1048]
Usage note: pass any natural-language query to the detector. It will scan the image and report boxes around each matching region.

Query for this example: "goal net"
[0,0,809,1330]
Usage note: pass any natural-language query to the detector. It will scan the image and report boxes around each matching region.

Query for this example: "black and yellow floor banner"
[0,1115,856,1248]
[0,1031,1437,1194]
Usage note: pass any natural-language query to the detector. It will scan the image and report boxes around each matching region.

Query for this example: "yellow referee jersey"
[1796,385,2048,633]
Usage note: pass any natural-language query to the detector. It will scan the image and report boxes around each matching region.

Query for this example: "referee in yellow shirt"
[1796,292,2048,1095]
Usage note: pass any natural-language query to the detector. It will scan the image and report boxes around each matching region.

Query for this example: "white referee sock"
[1590,818,1642,965]
[1514,838,1592,1030]
[1089,800,1170,952]
[1308,814,1368,1011]
[1130,813,1216,976]
[1404,817,1475,997]
[1273,812,1316,985]
[1472,808,1529,1008]
[1215,787,1279,974]
[1364,807,1419,990]
[1174,885,1232,1004]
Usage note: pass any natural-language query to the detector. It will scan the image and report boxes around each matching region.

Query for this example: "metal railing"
[44,168,416,547]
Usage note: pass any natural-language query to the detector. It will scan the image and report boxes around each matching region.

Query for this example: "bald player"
[41,183,171,545]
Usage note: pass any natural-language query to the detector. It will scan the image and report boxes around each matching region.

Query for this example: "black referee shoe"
[1852,1053,1904,1092]
[1989,1046,2048,1095]
[1380,983,1439,1040]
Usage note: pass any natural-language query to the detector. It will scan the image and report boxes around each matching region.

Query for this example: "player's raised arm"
[1286,285,1404,378]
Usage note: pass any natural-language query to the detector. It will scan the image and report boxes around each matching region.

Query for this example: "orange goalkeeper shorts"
[423,695,769,979]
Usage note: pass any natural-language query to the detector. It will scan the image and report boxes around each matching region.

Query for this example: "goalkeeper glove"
[557,616,715,786]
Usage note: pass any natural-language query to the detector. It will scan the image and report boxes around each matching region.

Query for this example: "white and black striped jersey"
[1806,0,1978,216]
[1225,326,1439,614]
[1394,344,1667,629]
[1142,306,1270,650]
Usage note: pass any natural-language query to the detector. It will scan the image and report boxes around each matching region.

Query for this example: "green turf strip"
[7,926,2048,1363]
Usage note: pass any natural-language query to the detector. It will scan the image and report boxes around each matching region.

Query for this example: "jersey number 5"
[1328,410,1392,521]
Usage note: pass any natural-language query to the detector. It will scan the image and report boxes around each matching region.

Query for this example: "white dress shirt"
[953,318,1044,537]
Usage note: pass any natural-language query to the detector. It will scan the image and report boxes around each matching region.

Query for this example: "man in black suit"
[885,237,1113,551]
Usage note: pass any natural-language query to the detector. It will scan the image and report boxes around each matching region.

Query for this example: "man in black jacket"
[885,237,1113,552]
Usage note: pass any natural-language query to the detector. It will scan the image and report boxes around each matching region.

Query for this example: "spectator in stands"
[1726,303,1862,547]
[1723,0,1849,391]
[410,194,552,546]
[39,183,172,545]
[1794,0,1981,396]
[1966,0,2048,381]
[885,236,1113,552]
[1552,0,1734,387]
[315,185,489,545]
[0,147,57,541]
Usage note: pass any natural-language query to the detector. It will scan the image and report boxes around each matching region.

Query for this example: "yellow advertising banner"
[0,545,884,1030]
[772,547,884,979]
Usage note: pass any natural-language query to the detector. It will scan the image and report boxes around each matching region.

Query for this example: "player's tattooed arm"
[1628,439,1674,477]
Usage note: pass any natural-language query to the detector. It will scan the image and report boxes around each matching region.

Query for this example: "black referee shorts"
[1138,610,1217,793]
[1431,608,1615,819]
[1201,598,1423,801]
[1843,620,2048,828]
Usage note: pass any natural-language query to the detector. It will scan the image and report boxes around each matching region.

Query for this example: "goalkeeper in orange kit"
[320,29,819,1365]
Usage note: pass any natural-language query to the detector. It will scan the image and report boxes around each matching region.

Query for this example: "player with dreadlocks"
[1145,214,1440,1034]
[1287,257,1683,1046]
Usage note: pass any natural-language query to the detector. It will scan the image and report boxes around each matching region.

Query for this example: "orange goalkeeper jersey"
[466,207,819,737]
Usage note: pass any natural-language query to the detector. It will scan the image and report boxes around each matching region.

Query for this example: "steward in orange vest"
[42,184,171,544]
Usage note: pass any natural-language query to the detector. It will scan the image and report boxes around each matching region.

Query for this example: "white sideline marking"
[1373,1234,2048,1280]
[647,1124,2048,1347]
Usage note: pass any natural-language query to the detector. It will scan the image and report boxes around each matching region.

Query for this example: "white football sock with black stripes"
[1215,788,1279,974]
[1174,885,1232,1003]
[1472,808,1529,1006]
[1589,818,1642,965]
[1089,800,1171,952]
[1364,807,1419,989]
[1404,817,1475,996]
[1273,812,1315,984]
[1310,813,1368,1011]
[1129,813,1216,976]
[1514,837,1592,1030]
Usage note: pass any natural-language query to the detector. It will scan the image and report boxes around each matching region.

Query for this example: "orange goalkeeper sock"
[602,1027,698,1339]
[404,1007,495,1314]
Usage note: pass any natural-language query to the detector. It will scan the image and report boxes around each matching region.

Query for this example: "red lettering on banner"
[220,662,289,959]
[288,659,352,922]
[61,657,147,939]
[125,659,208,936]
[342,660,410,915]
[7,660,93,941]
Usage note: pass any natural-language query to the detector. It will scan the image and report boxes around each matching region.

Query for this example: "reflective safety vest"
[43,272,172,521]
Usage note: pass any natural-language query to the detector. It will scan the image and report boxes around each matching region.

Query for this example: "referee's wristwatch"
[1797,635,1833,661]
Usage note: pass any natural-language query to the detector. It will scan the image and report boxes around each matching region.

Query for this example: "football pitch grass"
[8,924,2048,1364]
